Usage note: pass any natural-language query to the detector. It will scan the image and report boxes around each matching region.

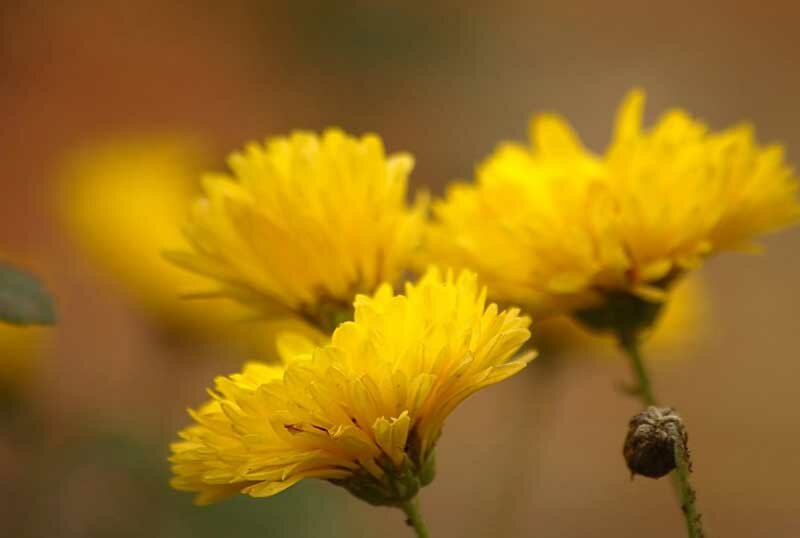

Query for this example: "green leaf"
[0,263,56,325]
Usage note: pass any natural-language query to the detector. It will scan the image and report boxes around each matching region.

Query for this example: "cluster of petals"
[428,90,800,315]
[168,129,427,326]
[170,268,533,504]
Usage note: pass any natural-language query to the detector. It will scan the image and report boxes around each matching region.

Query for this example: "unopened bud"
[623,406,688,479]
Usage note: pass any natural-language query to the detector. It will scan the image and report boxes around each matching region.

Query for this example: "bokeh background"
[2,1,799,536]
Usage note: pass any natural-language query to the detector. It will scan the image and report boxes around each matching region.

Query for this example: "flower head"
[168,129,427,331]
[170,268,533,506]
[604,91,800,292]
[427,90,800,321]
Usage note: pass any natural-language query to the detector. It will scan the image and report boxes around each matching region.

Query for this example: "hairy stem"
[619,334,705,538]
[401,497,431,538]
[672,433,705,538]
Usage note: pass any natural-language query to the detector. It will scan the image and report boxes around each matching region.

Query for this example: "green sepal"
[331,453,432,507]
[573,290,664,341]
[419,450,436,486]
[304,301,354,334]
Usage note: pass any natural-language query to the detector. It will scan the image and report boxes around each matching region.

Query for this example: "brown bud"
[623,406,687,479]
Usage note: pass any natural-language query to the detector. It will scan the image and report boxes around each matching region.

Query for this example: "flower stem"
[619,335,657,406]
[618,334,705,538]
[401,497,431,538]
[673,432,705,538]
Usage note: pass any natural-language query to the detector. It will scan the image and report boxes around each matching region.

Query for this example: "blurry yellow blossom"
[167,129,427,332]
[0,322,49,390]
[56,135,292,352]
[59,135,216,319]
[428,89,799,326]
[170,268,533,506]
[0,254,53,392]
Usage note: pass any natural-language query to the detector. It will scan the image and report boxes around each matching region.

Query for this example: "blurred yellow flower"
[167,129,427,332]
[58,135,215,319]
[56,135,297,352]
[428,89,799,320]
[170,268,533,506]
[0,323,49,390]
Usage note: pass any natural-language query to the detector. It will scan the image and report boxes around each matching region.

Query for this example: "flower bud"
[623,406,688,479]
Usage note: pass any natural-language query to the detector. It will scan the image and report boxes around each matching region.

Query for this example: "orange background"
[1,2,798,536]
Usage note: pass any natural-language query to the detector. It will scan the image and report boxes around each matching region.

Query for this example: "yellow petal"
[612,88,645,146]
[529,113,586,157]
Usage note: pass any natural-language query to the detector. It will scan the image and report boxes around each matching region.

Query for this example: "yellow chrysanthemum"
[428,89,800,321]
[167,129,427,331]
[170,268,533,506]
[605,91,800,295]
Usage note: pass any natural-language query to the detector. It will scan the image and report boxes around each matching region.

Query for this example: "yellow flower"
[167,129,427,331]
[170,268,533,506]
[605,91,800,295]
[0,322,49,391]
[0,253,53,392]
[428,89,800,321]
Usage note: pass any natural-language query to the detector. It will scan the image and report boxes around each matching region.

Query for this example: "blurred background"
[1,1,799,536]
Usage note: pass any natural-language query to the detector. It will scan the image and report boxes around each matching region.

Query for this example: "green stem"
[618,334,705,538]
[619,335,657,406]
[673,434,705,538]
[401,496,431,538]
